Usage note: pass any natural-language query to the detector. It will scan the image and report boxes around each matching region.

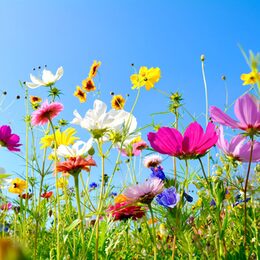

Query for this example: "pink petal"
[210,106,239,129]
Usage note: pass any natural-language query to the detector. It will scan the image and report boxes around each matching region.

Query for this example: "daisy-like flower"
[31,100,63,126]
[240,71,260,85]
[217,126,260,162]
[8,178,27,194]
[57,139,93,158]
[131,66,161,90]
[88,60,101,78]
[40,127,79,149]
[111,95,125,110]
[210,94,260,135]
[56,156,96,176]
[82,78,96,92]
[120,138,147,157]
[26,66,64,89]
[0,125,22,152]
[74,86,87,103]
[143,154,163,168]
[156,187,180,208]
[30,96,42,104]
[41,191,53,199]
[107,201,146,221]
[123,177,164,204]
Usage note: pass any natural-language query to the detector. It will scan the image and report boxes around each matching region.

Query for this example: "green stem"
[244,137,254,250]
[74,174,85,247]
[148,203,157,260]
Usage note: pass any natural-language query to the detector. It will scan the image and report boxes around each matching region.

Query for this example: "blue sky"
[0,1,259,191]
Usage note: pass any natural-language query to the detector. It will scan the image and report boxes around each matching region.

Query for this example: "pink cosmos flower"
[31,100,63,126]
[123,177,164,204]
[0,125,22,152]
[107,201,146,221]
[210,94,260,135]
[217,126,260,162]
[120,140,148,157]
[148,122,218,159]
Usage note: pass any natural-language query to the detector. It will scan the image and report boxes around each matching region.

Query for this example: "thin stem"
[201,59,208,125]
[74,174,85,249]
[198,157,211,189]
[244,137,254,249]
[148,203,157,260]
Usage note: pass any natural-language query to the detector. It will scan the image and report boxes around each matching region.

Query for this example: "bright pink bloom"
[0,125,22,152]
[107,201,146,221]
[217,126,260,162]
[31,100,63,126]
[1,202,12,211]
[148,122,218,159]
[123,177,164,204]
[210,94,260,134]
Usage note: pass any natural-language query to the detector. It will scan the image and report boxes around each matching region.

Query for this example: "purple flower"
[210,199,216,207]
[217,126,260,162]
[110,192,117,197]
[0,125,21,152]
[123,178,164,204]
[150,166,166,180]
[156,187,180,208]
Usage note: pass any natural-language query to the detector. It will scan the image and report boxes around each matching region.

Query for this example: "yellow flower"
[57,177,69,189]
[147,218,158,225]
[114,194,128,203]
[74,86,87,103]
[88,60,101,78]
[130,66,161,90]
[131,136,142,144]
[40,128,79,149]
[82,78,96,92]
[9,178,27,194]
[240,71,260,85]
[111,95,125,110]
[158,224,167,239]
[30,96,42,104]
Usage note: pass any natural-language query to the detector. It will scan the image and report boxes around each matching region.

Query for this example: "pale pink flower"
[217,126,260,162]
[210,94,260,134]
[31,100,63,126]
[123,177,164,204]
[148,122,218,159]
[143,154,163,168]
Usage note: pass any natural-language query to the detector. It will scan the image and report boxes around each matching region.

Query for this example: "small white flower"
[143,154,163,168]
[26,66,64,89]
[57,139,93,158]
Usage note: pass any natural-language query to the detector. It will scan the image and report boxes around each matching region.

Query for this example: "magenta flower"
[31,100,63,126]
[0,125,21,152]
[217,126,260,162]
[0,202,12,211]
[210,94,260,135]
[148,122,218,159]
[123,177,164,204]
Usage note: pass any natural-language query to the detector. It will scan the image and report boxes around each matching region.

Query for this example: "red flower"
[19,193,33,199]
[41,191,53,199]
[107,201,146,221]
[56,156,96,175]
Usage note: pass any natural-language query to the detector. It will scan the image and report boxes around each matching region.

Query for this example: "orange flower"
[30,96,42,104]
[74,86,87,103]
[114,194,129,203]
[88,60,101,78]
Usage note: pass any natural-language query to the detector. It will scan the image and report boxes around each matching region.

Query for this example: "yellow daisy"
[88,60,101,78]
[74,86,87,103]
[82,78,96,92]
[131,66,161,90]
[9,178,27,194]
[111,95,125,110]
[57,177,69,189]
[240,71,260,85]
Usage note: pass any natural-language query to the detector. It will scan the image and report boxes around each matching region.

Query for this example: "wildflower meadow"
[0,2,260,260]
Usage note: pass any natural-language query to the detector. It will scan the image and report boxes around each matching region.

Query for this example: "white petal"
[54,66,64,81]
[71,110,83,125]
[42,69,55,84]
[30,74,45,86]
[57,145,74,157]
[26,81,41,89]
[93,99,107,118]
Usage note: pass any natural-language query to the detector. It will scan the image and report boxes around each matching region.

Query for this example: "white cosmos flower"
[57,139,93,158]
[26,66,64,89]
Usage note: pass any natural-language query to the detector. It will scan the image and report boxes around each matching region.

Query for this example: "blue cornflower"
[89,182,98,189]
[233,197,251,207]
[150,166,166,181]
[184,192,193,202]
[210,199,216,207]
[156,187,180,208]
[110,192,117,197]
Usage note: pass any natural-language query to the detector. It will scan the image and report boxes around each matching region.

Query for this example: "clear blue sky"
[0,1,260,189]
